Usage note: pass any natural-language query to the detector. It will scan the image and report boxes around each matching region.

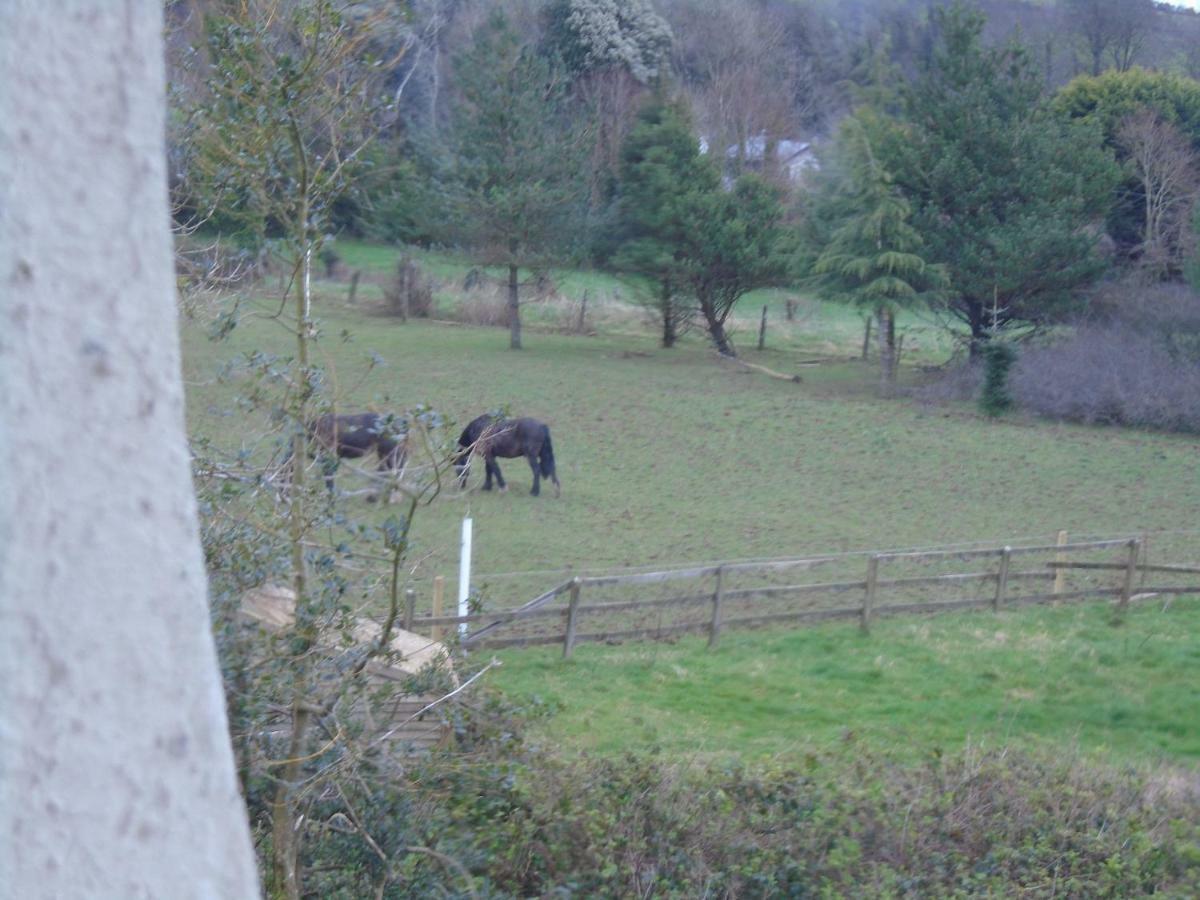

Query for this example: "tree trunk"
[660,278,676,348]
[877,307,896,397]
[861,315,872,360]
[508,263,522,349]
[0,4,259,896]
[700,296,736,357]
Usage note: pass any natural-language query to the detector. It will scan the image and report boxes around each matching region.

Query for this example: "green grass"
[492,598,1200,763]
[184,294,1200,600]
[183,245,1200,766]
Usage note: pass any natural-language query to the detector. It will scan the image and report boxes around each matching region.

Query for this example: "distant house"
[700,132,820,185]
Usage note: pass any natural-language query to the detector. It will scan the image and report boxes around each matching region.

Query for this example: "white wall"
[0,2,260,896]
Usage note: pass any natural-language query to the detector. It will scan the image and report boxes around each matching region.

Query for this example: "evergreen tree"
[612,95,715,346]
[676,174,789,358]
[875,2,1119,355]
[813,117,944,395]
[448,10,586,350]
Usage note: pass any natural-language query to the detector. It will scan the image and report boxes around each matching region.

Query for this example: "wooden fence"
[401,535,1200,658]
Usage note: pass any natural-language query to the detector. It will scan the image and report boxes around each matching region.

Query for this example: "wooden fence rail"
[447,536,1199,657]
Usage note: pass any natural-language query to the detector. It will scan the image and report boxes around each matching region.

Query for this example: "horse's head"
[453,443,471,488]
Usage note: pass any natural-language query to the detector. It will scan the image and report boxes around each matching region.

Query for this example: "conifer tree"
[813,118,944,395]
[612,95,714,346]
[448,10,586,349]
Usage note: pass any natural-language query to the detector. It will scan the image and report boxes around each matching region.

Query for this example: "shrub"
[979,342,1016,416]
[1011,283,1200,432]
[295,728,1200,898]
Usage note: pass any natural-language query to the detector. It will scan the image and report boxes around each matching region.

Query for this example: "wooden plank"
[720,556,842,575]
[708,566,725,649]
[1009,538,1128,556]
[994,547,1011,611]
[878,538,1125,563]
[1119,540,1139,613]
[563,578,582,659]
[403,587,416,632]
[578,565,720,588]
[723,606,863,629]
[414,605,567,628]
[461,578,572,645]
[469,633,566,650]
[1047,562,1200,575]
[1053,530,1068,595]
[862,555,879,633]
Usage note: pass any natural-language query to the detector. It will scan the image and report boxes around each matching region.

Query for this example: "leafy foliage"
[610,94,714,345]
[979,341,1016,417]
[873,2,1119,352]
[1055,67,1200,251]
[543,0,673,83]
[446,10,588,348]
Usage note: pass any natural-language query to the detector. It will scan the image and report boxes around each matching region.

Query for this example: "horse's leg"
[482,453,494,491]
[491,456,507,492]
[526,451,541,496]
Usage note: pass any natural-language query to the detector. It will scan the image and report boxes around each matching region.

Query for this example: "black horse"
[283,412,407,495]
[454,414,560,497]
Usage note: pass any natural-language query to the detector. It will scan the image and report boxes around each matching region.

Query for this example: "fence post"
[403,588,416,632]
[1053,530,1068,595]
[563,578,582,659]
[430,575,445,643]
[708,566,725,649]
[757,306,768,351]
[993,547,1011,611]
[862,555,880,634]
[1119,539,1140,614]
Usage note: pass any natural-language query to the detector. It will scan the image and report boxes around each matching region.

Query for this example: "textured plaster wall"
[0,2,260,896]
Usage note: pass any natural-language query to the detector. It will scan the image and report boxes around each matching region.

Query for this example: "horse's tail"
[539,426,556,478]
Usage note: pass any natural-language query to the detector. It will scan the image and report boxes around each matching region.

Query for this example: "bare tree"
[1117,109,1200,279]
[666,0,804,183]
[1062,0,1155,75]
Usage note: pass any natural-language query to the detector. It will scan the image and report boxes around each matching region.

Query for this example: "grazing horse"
[454,414,560,497]
[283,412,407,495]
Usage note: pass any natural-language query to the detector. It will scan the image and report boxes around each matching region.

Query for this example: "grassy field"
[183,245,1200,765]
[491,598,1200,763]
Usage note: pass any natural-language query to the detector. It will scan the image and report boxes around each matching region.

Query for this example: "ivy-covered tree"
[447,10,587,350]
[611,95,712,347]
[812,117,945,395]
[875,2,1119,355]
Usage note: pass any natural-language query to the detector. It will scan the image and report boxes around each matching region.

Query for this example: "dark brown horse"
[454,414,560,497]
[284,412,407,494]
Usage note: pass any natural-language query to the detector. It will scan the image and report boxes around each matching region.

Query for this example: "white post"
[458,517,473,638]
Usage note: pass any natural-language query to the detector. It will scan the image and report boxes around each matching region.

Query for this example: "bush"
[296,727,1200,898]
[979,342,1016,417]
[1011,283,1200,432]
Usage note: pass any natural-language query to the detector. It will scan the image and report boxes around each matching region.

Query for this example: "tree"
[543,0,674,210]
[1054,68,1200,253]
[1116,109,1200,278]
[1,2,258,896]
[1061,0,1155,76]
[611,94,712,346]
[176,3,402,894]
[812,118,945,396]
[876,2,1119,355]
[678,174,789,357]
[448,10,587,350]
